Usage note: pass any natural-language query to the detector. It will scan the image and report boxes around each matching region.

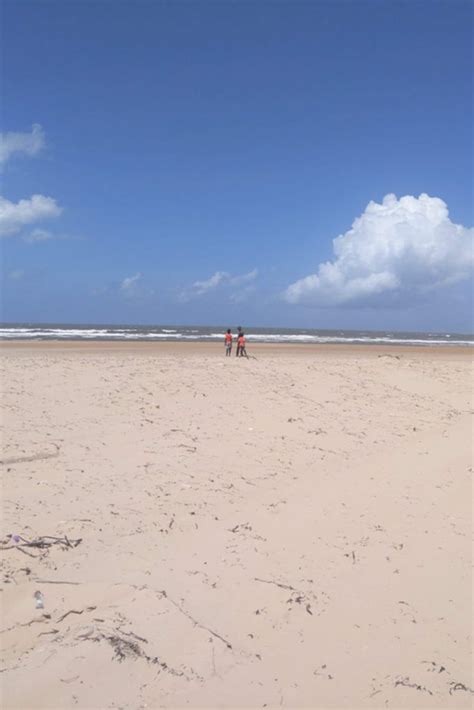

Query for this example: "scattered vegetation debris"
[34,579,82,586]
[229,523,252,534]
[57,606,97,623]
[38,629,59,637]
[394,676,433,695]
[254,578,296,592]
[82,629,184,677]
[449,682,474,695]
[313,664,333,680]
[421,660,448,674]
[2,534,82,551]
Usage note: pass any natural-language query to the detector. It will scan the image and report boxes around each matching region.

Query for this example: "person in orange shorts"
[224,328,233,356]
[235,326,242,356]
[237,332,248,358]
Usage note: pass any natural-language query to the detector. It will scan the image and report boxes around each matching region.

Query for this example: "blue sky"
[1,0,472,331]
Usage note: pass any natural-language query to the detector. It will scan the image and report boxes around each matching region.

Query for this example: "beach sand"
[1,342,472,709]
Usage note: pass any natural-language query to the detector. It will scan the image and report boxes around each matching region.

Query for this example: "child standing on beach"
[225,329,233,356]
[235,326,242,357]
[237,332,248,358]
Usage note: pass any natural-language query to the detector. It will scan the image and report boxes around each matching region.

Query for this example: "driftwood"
[34,579,82,585]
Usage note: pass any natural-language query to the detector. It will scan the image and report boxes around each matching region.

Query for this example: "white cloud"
[0,194,62,237]
[229,268,258,286]
[121,272,142,291]
[192,271,229,295]
[0,124,45,166]
[183,268,258,300]
[23,228,54,243]
[284,193,473,307]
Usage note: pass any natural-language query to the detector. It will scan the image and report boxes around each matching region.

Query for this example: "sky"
[1,0,473,332]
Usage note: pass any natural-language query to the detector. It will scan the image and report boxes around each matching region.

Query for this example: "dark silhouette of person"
[235,326,242,356]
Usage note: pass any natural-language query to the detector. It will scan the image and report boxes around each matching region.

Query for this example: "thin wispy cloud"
[23,228,54,243]
[182,268,258,301]
[192,271,229,295]
[0,194,62,238]
[229,268,258,286]
[0,124,45,167]
[92,273,154,299]
[120,272,142,292]
[284,194,473,307]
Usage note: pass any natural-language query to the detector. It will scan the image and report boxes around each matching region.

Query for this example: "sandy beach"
[1,342,472,709]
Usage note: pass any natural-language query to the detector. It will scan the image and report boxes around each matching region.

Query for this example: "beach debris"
[157,589,233,649]
[56,606,96,623]
[2,534,82,551]
[89,631,152,662]
[78,627,185,676]
[1,614,52,635]
[0,443,60,466]
[421,660,448,674]
[394,676,433,695]
[286,592,315,615]
[254,577,296,592]
[34,591,44,609]
[449,682,474,695]
[254,577,326,617]
[34,579,82,585]
[176,444,197,453]
[313,664,333,680]
[229,522,252,534]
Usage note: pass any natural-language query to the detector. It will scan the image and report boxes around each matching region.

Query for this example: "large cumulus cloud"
[284,194,473,307]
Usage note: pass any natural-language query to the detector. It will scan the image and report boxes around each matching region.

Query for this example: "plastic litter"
[34,591,44,609]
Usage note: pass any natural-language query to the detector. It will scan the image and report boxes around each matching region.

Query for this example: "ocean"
[0,324,472,346]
